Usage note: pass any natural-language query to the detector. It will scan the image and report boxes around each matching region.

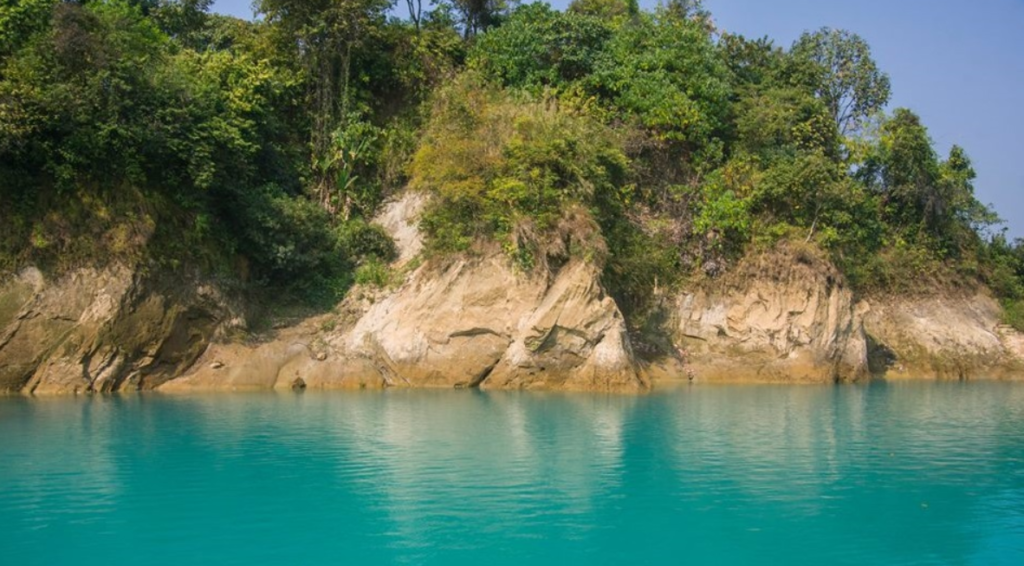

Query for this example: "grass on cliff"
[1004,300,1024,332]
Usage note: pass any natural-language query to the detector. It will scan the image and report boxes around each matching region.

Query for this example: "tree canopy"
[1,0,1019,327]
[792,27,891,137]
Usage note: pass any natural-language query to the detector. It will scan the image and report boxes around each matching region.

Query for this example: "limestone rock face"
[863,294,1023,379]
[165,191,644,392]
[342,256,642,390]
[374,191,427,268]
[482,261,639,390]
[672,249,868,383]
[5,188,1023,394]
[167,256,645,392]
[0,266,233,394]
[667,240,1024,382]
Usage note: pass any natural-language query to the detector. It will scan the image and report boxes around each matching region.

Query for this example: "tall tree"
[662,0,709,25]
[567,0,630,20]
[792,27,890,137]
[405,0,424,30]
[256,0,390,212]
[452,0,506,38]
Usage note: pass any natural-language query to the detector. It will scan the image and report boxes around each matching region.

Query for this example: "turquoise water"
[2,383,1024,565]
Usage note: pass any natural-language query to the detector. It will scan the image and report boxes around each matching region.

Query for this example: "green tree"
[792,27,891,137]
[567,0,630,20]
[587,10,729,149]
[940,145,998,231]
[857,108,995,258]
[470,3,612,91]
[452,0,506,38]
[0,0,57,60]
[148,0,213,41]
[662,0,710,29]
[410,74,628,266]
[256,0,390,212]
[870,108,942,233]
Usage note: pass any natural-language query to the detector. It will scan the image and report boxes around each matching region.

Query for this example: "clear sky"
[211,0,1024,238]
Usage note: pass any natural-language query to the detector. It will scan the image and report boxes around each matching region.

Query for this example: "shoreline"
[4,371,1023,398]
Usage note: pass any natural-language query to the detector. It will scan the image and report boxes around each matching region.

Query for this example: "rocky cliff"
[0,265,236,394]
[2,192,1022,395]
[666,244,1023,383]
[670,245,868,383]
[862,294,1024,379]
[163,255,644,392]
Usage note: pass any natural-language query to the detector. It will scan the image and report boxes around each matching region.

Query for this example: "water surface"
[2,382,1023,565]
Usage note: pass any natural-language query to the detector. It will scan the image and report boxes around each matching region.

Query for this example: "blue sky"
[211,0,1024,238]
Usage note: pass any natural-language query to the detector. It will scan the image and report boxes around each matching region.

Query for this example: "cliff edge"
[2,192,1021,395]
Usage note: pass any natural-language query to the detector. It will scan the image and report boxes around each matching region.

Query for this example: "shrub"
[354,257,392,288]
[410,74,628,267]
[335,220,398,264]
[1004,300,1024,332]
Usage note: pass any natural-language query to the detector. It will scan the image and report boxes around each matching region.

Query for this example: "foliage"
[354,256,392,287]
[0,0,388,305]
[411,74,627,267]
[471,4,730,152]
[256,0,391,208]
[452,0,509,37]
[567,0,631,20]
[336,219,398,264]
[1004,300,1024,333]
[587,8,730,149]
[0,0,56,59]
[471,3,613,92]
[857,109,997,256]
[791,27,891,137]
[2,0,1022,323]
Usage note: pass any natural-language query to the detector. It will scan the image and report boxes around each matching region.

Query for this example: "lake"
[2,382,1023,565]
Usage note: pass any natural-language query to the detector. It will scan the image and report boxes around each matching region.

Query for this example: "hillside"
[2,1,1023,392]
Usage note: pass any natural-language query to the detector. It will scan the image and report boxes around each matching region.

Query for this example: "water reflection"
[1,383,1023,565]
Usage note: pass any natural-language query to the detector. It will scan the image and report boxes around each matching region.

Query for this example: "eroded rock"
[863,294,1023,379]
[671,246,868,383]
[168,255,645,392]
[0,265,234,394]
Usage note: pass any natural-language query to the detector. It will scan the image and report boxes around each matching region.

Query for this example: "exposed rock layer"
[667,246,1022,383]
[862,294,1023,379]
[2,193,1022,394]
[671,248,868,383]
[0,266,233,394]
[164,256,645,392]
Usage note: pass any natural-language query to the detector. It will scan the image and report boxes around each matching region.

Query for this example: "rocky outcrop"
[163,191,643,393]
[164,255,645,392]
[670,246,868,383]
[4,190,1022,394]
[0,266,235,394]
[667,244,1024,383]
[862,294,1024,379]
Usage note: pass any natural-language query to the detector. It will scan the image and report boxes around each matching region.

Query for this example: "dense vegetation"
[2,0,1022,326]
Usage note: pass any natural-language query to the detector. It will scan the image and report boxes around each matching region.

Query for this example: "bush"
[234,187,345,290]
[335,220,398,264]
[410,74,628,267]
[354,257,392,288]
[1004,300,1024,332]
